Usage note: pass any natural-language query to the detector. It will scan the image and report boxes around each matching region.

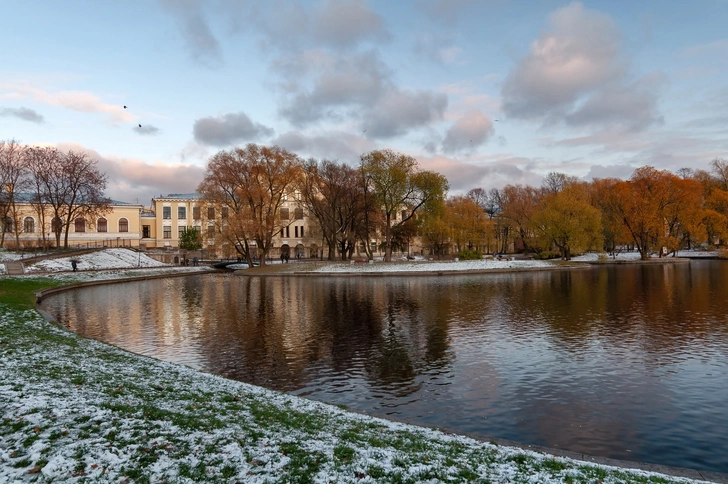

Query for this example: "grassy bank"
[0,276,715,483]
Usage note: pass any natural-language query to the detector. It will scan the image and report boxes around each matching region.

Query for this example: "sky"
[2,0,727,206]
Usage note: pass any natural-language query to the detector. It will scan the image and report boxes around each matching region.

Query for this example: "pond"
[40,261,728,473]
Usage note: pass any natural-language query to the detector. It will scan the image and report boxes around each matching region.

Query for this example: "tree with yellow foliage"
[533,182,602,260]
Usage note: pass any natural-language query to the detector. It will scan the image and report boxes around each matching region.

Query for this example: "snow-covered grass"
[0,249,52,262]
[23,248,170,273]
[571,250,722,262]
[0,274,717,483]
[571,251,645,262]
[307,258,556,274]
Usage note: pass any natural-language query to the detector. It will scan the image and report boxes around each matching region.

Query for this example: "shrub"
[457,249,482,260]
[534,250,560,260]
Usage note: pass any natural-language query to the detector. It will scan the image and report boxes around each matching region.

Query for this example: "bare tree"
[25,147,111,248]
[300,159,368,260]
[0,140,29,248]
[198,144,302,267]
[711,158,728,190]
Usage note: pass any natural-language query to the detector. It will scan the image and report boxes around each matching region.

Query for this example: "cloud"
[678,39,728,59]
[418,154,543,193]
[442,110,494,153]
[160,0,222,67]
[275,50,446,137]
[277,51,389,126]
[584,163,636,181]
[362,88,448,138]
[273,130,373,163]
[134,124,161,136]
[193,112,274,146]
[416,0,481,26]
[55,142,205,205]
[251,0,389,51]
[564,72,667,131]
[311,0,390,48]
[414,33,465,65]
[0,106,44,123]
[2,84,132,123]
[501,2,664,132]
[502,2,626,119]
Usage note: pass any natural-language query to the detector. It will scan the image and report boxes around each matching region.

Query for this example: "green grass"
[0,277,62,309]
[0,274,709,484]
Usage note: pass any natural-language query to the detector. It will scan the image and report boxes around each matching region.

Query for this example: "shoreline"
[233,256,694,277]
[25,265,728,482]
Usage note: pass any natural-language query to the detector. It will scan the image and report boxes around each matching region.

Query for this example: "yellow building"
[145,193,320,260]
[3,195,144,249]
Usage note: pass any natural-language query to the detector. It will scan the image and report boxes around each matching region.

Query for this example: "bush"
[534,250,560,260]
[457,249,482,260]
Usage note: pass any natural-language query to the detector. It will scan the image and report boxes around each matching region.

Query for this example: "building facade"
[2,192,407,260]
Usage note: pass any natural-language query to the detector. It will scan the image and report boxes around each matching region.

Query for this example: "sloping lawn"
[0,277,711,483]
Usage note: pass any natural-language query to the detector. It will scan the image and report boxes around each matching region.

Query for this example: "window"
[74,218,86,232]
[178,206,186,219]
[221,206,229,219]
[118,218,129,232]
[3,217,13,232]
[207,225,215,238]
[163,226,172,239]
[23,217,34,233]
[294,208,303,220]
[280,208,289,220]
[193,206,200,219]
[142,225,150,238]
[178,226,186,239]
[51,217,62,233]
[285,226,290,238]
[300,226,304,237]
[207,207,215,219]
[294,226,298,238]
[163,207,171,219]
[97,217,107,233]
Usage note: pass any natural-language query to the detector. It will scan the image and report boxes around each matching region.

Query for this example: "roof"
[153,193,200,201]
[5,193,141,206]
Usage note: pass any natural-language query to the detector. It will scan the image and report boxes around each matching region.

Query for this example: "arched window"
[23,217,35,233]
[118,218,129,232]
[3,217,13,232]
[97,217,108,232]
[74,218,86,233]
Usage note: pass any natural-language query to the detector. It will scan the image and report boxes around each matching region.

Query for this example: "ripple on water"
[42,263,728,474]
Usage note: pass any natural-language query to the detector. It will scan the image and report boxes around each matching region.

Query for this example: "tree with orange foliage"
[598,166,705,260]
[499,184,541,252]
[198,144,302,266]
[662,176,705,254]
[447,196,493,254]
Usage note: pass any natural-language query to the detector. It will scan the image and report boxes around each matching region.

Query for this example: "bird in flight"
[123,105,127,109]
[138,124,142,128]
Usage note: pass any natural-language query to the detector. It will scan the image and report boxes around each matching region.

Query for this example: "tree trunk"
[384,213,392,262]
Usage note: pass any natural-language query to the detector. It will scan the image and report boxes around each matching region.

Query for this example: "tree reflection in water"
[42,261,728,474]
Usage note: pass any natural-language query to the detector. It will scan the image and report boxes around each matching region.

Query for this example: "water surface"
[41,261,728,473]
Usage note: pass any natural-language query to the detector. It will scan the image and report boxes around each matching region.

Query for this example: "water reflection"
[41,261,728,473]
